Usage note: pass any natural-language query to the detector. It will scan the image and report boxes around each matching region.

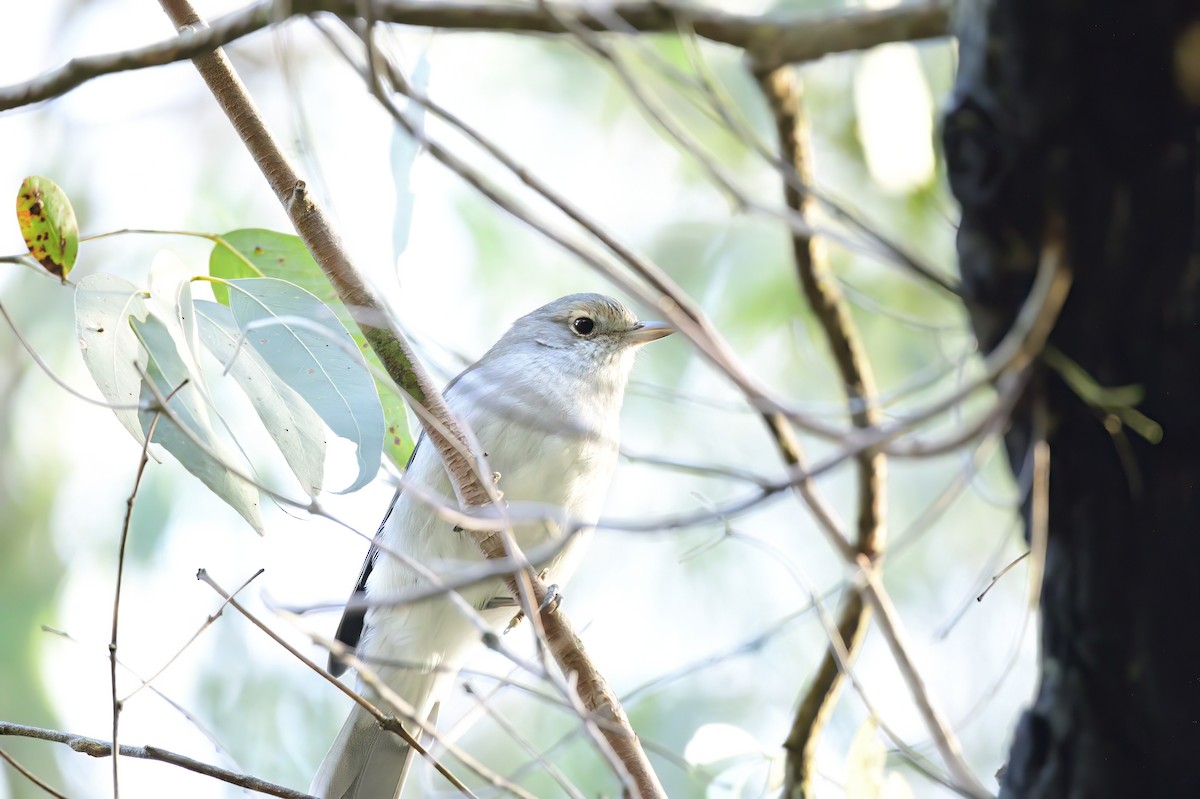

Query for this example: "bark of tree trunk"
[944,1,1200,796]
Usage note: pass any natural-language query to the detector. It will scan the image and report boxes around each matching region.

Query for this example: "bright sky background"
[0,2,1034,798]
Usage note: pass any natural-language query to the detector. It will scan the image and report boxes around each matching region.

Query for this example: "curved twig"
[754,65,888,799]
[0,746,67,799]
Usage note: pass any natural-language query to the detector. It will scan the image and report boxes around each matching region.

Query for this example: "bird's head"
[505,293,673,371]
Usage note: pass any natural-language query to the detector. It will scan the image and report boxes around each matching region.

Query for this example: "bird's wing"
[328,437,422,677]
[328,364,480,677]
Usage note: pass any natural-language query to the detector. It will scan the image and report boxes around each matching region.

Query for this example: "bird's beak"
[625,321,675,344]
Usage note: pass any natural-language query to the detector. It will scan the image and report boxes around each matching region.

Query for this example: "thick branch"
[154,0,663,795]
[756,66,887,799]
[0,0,950,112]
[0,722,312,799]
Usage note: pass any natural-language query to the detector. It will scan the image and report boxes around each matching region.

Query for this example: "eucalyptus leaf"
[16,176,79,279]
[208,229,413,467]
[209,229,316,304]
[75,273,152,445]
[195,300,326,497]
[131,314,263,532]
[226,277,383,493]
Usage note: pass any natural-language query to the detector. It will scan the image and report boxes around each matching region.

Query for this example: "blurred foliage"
[0,3,1031,798]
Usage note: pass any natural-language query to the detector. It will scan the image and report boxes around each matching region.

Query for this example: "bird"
[311,293,673,799]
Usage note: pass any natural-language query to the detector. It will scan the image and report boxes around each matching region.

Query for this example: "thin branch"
[462,682,588,799]
[550,6,958,299]
[856,559,989,797]
[783,572,973,798]
[977,551,1031,603]
[749,64,1081,799]
[108,380,183,798]
[122,568,266,703]
[0,722,313,799]
[0,746,67,799]
[756,65,887,799]
[306,628,543,799]
[0,1,951,112]
[774,235,1069,799]
[0,301,147,410]
[42,625,248,774]
[663,12,962,296]
[194,569,481,796]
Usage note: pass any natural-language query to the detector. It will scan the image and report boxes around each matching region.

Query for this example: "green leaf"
[16,176,79,279]
[208,229,413,468]
[210,229,300,304]
[75,274,152,445]
[226,277,384,493]
[130,314,263,532]
[195,300,327,497]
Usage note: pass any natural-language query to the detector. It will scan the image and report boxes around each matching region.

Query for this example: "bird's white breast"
[360,355,622,672]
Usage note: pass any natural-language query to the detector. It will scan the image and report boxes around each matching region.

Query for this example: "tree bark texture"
[944,1,1200,797]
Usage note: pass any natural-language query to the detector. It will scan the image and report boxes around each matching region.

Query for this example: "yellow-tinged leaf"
[16,176,79,279]
[847,718,886,799]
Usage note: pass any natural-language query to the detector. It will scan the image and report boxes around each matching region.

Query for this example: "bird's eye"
[572,317,595,336]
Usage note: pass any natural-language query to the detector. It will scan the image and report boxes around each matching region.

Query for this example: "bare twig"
[662,15,961,296]
[781,572,971,797]
[856,559,990,797]
[308,629,546,799]
[108,379,184,798]
[977,551,1032,603]
[0,1,951,111]
[462,682,588,799]
[0,722,313,799]
[0,746,67,799]
[549,6,958,299]
[122,568,265,703]
[42,625,248,773]
[0,301,146,410]
[194,569,481,796]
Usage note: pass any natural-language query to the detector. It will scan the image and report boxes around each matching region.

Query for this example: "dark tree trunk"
[943,1,1200,796]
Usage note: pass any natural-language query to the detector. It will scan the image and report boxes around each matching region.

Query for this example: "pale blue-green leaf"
[75,273,152,445]
[131,314,264,532]
[195,300,326,497]
[207,230,413,468]
[391,51,428,263]
[227,277,383,493]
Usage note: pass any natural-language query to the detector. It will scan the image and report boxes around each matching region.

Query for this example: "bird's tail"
[310,669,441,799]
